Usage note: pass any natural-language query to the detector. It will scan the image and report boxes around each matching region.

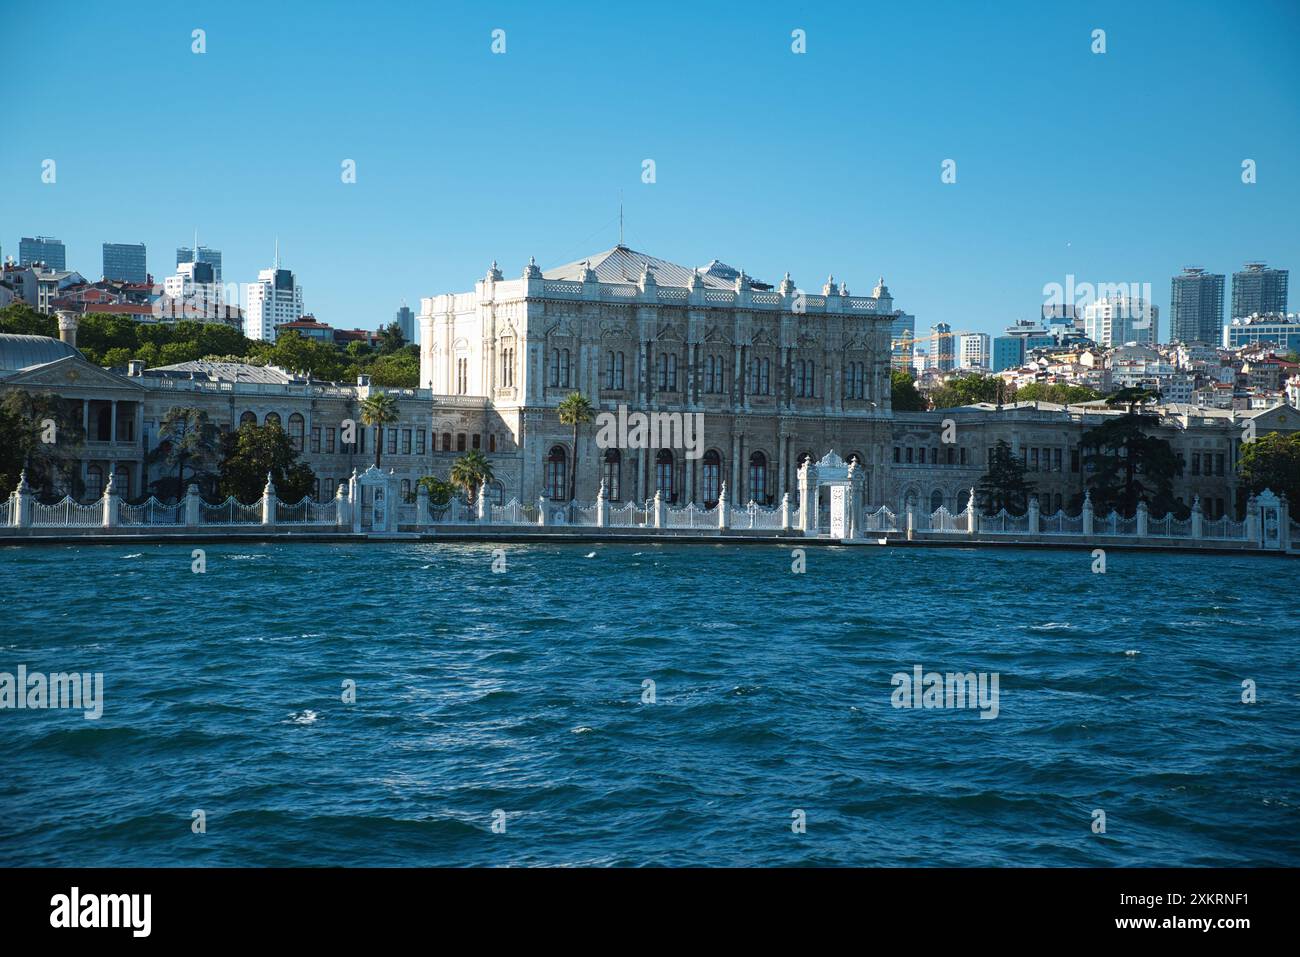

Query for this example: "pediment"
[2,355,147,392]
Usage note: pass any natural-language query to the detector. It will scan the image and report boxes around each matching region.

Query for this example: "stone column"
[717,481,730,529]
[102,471,119,527]
[596,480,608,527]
[906,502,915,541]
[653,489,665,528]
[262,472,277,527]
[350,470,361,533]
[537,495,547,526]
[416,483,430,529]
[1191,495,1203,539]
[184,483,200,526]
[110,399,118,443]
[1082,490,1094,536]
[337,481,350,529]
[780,492,791,531]
[1028,495,1040,535]
[966,486,977,536]
[1280,495,1291,550]
[477,479,490,523]
[1136,500,1149,538]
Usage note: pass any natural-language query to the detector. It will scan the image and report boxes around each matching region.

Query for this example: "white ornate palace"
[420,246,897,508]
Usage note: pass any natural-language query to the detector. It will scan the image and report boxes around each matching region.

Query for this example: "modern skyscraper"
[929,322,954,372]
[19,236,66,269]
[246,258,304,342]
[890,312,915,369]
[1231,262,1289,320]
[1083,297,1159,347]
[177,244,223,283]
[102,242,148,283]
[394,303,415,342]
[1169,268,1225,343]
[958,332,990,370]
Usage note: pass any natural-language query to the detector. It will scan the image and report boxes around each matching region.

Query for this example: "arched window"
[545,445,567,501]
[85,465,103,501]
[930,490,944,512]
[264,411,281,428]
[705,356,716,393]
[667,352,678,391]
[957,489,971,513]
[796,451,812,471]
[602,448,621,501]
[114,466,130,501]
[606,351,625,391]
[904,489,918,509]
[748,451,768,504]
[549,349,560,388]
[559,349,571,388]
[701,450,722,505]
[239,410,256,427]
[655,449,674,502]
[288,413,305,451]
[847,451,864,467]
[442,432,451,451]
[491,481,505,506]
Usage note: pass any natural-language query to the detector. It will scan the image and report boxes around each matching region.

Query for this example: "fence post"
[1027,495,1040,536]
[906,502,915,541]
[13,470,31,527]
[537,495,547,526]
[1190,495,1203,539]
[416,483,429,529]
[779,492,791,531]
[262,472,277,527]
[185,483,200,526]
[1280,494,1292,550]
[1082,489,1094,537]
[596,480,608,527]
[336,481,350,529]
[653,489,665,529]
[1136,500,1149,538]
[717,481,729,530]
[965,486,977,536]
[478,479,490,524]
[350,470,361,533]
[101,472,119,527]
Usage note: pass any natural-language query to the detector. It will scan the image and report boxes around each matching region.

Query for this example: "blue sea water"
[0,541,1297,867]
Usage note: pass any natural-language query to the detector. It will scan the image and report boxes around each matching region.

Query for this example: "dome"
[0,334,80,376]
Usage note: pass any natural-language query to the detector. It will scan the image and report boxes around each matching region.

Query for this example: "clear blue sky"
[3,0,1297,340]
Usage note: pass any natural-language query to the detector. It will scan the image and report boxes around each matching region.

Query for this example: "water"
[1,541,1297,867]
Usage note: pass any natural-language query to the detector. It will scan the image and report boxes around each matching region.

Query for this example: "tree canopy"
[890,370,926,411]
[1238,432,1300,505]
[217,422,316,503]
[974,439,1036,516]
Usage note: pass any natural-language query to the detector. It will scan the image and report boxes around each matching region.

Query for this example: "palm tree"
[359,393,399,469]
[450,449,494,504]
[557,392,594,502]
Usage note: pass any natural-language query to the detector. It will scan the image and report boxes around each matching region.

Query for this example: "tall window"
[442,432,451,451]
[705,355,726,393]
[602,449,621,501]
[85,465,103,501]
[456,357,469,394]
[796,360,816,398]
[702,449,722,505]
[310,427,321,454]
[606,351,625,390]
[545,445,567,500]
[387,429,398,455]
[757,357,771,395]
[500,342,515,387]
[416,430,425,455]
[264,411,281,428]
[551,349,571,388]
[400,479,411,502]
[402,429,412,455]
[655,449,675,502]
[748,451,768,504]
[843,362,866,399]
[288,413,305,451]
[657,352,678,391]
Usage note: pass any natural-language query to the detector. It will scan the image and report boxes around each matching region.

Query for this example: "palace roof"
[544,245,765,290]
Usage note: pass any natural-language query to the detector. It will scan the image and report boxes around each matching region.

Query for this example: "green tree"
[975,439,1036,515]
[890,370,926,411]
[268,330,349,381]
[1081,412,1183,516]
[366,353,420,388]
[557,391,594,501]
[376,321,406,355]
[450,449,494,503]
[415,475,454,506]
[148,407,222,500]
[359,393,399,469]
[0,302,57,337]
[0,390,87,498]
[217,422,316,503]
[929,373,1003,409]
[1014,382,1103,405]
[1239,432,1300,505]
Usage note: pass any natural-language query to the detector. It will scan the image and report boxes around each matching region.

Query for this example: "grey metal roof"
[145,360,299,384]
[544,245,764,290]
[0,334,80,376]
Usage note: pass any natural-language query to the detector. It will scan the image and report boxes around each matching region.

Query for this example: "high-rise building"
[958,332,990,370]
[1169,268,1225,343]
[891,312,915,369]
[177,245,222,283]
[394,303,415,343]
[1231,262,1288,320]
[245,263,304,341]
[929,322,954,372]
[19,236,66,269]
[102,242,148,283]
[1083,297,1158,347]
